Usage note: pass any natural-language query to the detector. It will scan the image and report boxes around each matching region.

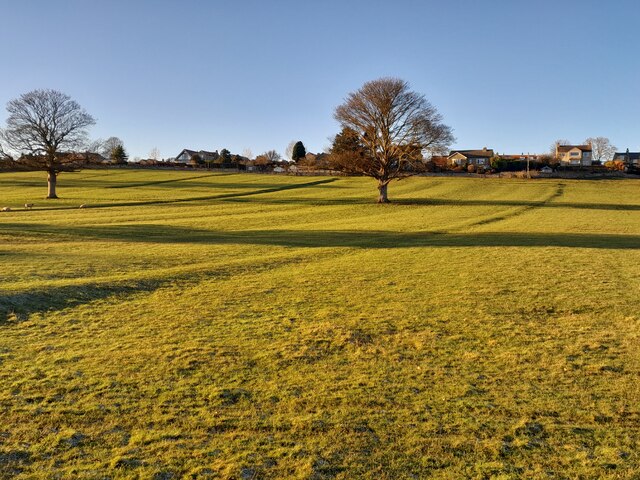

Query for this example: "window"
[570,151,580,157]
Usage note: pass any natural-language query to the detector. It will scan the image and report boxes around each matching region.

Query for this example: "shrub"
[467,164,476,173]
[604,160,625,171]
[490,156,506,170]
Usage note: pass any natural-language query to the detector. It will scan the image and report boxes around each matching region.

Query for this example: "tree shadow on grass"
[2,226,638,323]
[0,280,163,324]
[2,178,340,212]
[3,223,639,250]
[219,188,640,212]
[104,173,223,189]
[4,176,639,213]
[394,198,640,212]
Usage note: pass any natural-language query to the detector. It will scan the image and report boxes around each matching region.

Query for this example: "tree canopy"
[110,144,128,164]
[263,150,281,163]
[333,78,453,203]
[219,148,232,166]
[292,141,306,162]
[0,89,95,198]
[584,137,616,163]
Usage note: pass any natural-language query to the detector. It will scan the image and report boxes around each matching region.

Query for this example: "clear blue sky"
[1,0,638,159]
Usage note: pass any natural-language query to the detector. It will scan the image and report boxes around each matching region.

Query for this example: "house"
[175,149,219,164]
[499,153,544,163]
[555,144,593,166]
[612,149,640,166]
[448,148,494,167]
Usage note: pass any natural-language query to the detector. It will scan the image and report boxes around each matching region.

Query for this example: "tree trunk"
[47,171,58,199]
[377,181,390,203]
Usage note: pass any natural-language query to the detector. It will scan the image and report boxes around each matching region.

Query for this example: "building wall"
[176,152,191,163]
[559,148,593,166]
[449,153,467,166]
[560,148,583,165]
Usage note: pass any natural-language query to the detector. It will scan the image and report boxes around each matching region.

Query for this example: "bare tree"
[87,136,124,158]
[285,141,296,161]
[584,137,616,163]
[263,150,281,163]
[87,138,105,154]
[550,139,571,157]
[334,78,454,203]
[149,147,161,161]
[102,137,124,157]
[1,89,95,198]
[0,142,11,161]
[241,148,253,160]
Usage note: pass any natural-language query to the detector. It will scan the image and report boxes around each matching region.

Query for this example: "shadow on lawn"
[4,223,639,250]
[2,226,638,322]
[104,173,223,189]
[0,280,163,324]
[394,198,640,212]
[0,248,317,322]
[3,178,340,211]
[219,187,640,212]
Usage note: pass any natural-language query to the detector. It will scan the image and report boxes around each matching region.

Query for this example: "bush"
[604,160,625,171]
[490,156,505,170]
[467,164,476,173]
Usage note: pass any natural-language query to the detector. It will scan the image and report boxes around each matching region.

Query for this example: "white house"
[175,149,219,164]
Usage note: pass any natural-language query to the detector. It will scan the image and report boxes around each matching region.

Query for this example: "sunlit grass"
[1,169,639,478]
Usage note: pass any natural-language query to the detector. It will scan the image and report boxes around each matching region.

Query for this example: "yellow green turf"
[0,169,639,478]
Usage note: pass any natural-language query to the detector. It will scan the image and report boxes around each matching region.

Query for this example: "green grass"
[0,169,639,479]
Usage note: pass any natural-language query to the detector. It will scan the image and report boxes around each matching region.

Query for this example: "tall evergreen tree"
[292,141,306,162]
[219,148,232,167]
[110,144,128,164]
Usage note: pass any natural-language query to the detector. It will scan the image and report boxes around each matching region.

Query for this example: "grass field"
[0,169,639,479]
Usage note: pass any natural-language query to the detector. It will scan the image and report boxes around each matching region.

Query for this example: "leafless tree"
[550,139,571,157]
[149,147,161,161]
[87,138,105,154]
[0,89,95,198]
[263,150,281,163]
[102,137,124,157]
[584,137,616,163]
[241,148,253,160]
[285,141,296,161]
[0,142,11,161]
[334,78,454,203]
[87,136,124,158]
